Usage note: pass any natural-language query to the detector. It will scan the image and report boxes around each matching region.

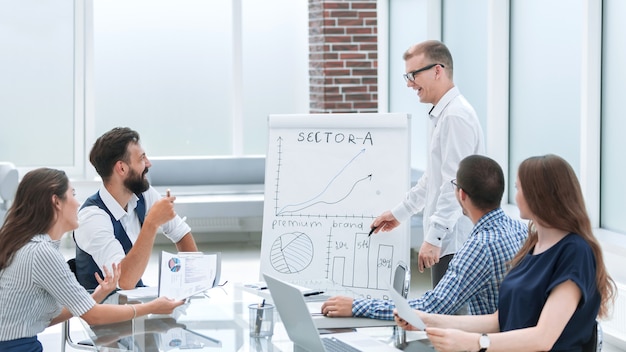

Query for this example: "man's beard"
[124,168,150,195]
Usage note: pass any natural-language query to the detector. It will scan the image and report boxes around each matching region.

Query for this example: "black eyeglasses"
[403,63,444,82]
[450,179,471,197]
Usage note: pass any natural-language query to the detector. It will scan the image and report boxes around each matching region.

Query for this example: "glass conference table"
[79,284,433,351]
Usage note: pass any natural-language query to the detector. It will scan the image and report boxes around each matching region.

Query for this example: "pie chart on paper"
[168,257,181,272]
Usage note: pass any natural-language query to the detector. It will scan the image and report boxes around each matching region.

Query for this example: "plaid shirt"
[352,208,527,320]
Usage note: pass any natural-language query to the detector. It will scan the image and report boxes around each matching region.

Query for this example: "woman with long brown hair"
[395,154,615,352]
[0,168,183,351]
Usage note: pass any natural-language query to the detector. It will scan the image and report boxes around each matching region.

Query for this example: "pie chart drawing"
[270,232,314,274]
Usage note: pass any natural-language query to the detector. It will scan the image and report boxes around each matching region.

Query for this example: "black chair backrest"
[67,258,77,276]
[392,261,410,298]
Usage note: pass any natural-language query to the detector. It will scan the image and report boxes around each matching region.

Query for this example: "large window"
[94,0,308,158]
[241,0,309,155]
[387,0,430,170]
[93,0,234,156]
[0,0,308,177]
[0,0,76,167]
[443,0,488,132]
[508,0,585,201]
[601,0,626,234]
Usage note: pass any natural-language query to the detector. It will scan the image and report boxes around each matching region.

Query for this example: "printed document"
[158,251,221,301]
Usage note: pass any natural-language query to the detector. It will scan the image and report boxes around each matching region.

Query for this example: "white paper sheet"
[158,251,219,301]
[388,285,426,330]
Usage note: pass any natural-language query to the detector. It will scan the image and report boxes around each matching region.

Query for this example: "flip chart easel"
[260,113,412,300]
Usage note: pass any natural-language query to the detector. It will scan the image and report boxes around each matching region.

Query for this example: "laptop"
[263,273,402,352]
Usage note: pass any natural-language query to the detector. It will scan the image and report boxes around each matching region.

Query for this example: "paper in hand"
[387,285,426,330]
[158,251,219,301]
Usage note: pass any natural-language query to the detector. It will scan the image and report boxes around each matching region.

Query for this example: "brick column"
[309,0,378,113]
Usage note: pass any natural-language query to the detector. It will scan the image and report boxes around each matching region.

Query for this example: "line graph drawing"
[274,146,373,217]
[277,174,372,215]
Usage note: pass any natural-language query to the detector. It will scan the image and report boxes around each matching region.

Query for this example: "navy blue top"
[498,233,600,352]
[74,192,146,290]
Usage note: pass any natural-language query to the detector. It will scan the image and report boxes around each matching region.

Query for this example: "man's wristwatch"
[478,333,490,352]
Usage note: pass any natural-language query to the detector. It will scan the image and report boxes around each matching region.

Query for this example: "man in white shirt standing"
[74,127,198,290]
[370,40,484,288]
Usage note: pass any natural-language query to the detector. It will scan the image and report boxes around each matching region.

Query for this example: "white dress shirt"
[74,186,191,272]
[391,86,485,257]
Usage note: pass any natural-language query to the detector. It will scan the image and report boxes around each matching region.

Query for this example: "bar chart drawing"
[327,230,393,289]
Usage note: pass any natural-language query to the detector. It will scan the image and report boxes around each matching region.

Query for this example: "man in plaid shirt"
[321,155,528,319]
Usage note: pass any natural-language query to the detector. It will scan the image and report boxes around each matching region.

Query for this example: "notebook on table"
[263,273,402,352]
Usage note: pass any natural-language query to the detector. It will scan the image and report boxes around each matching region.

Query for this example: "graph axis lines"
[271,141,373,218]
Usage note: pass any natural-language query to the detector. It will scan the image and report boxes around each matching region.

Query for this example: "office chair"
[582,320,603,352]
[393,261,411,298]
[0,162,18,222]
[392,261,411,349]
[61,258,96,352]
